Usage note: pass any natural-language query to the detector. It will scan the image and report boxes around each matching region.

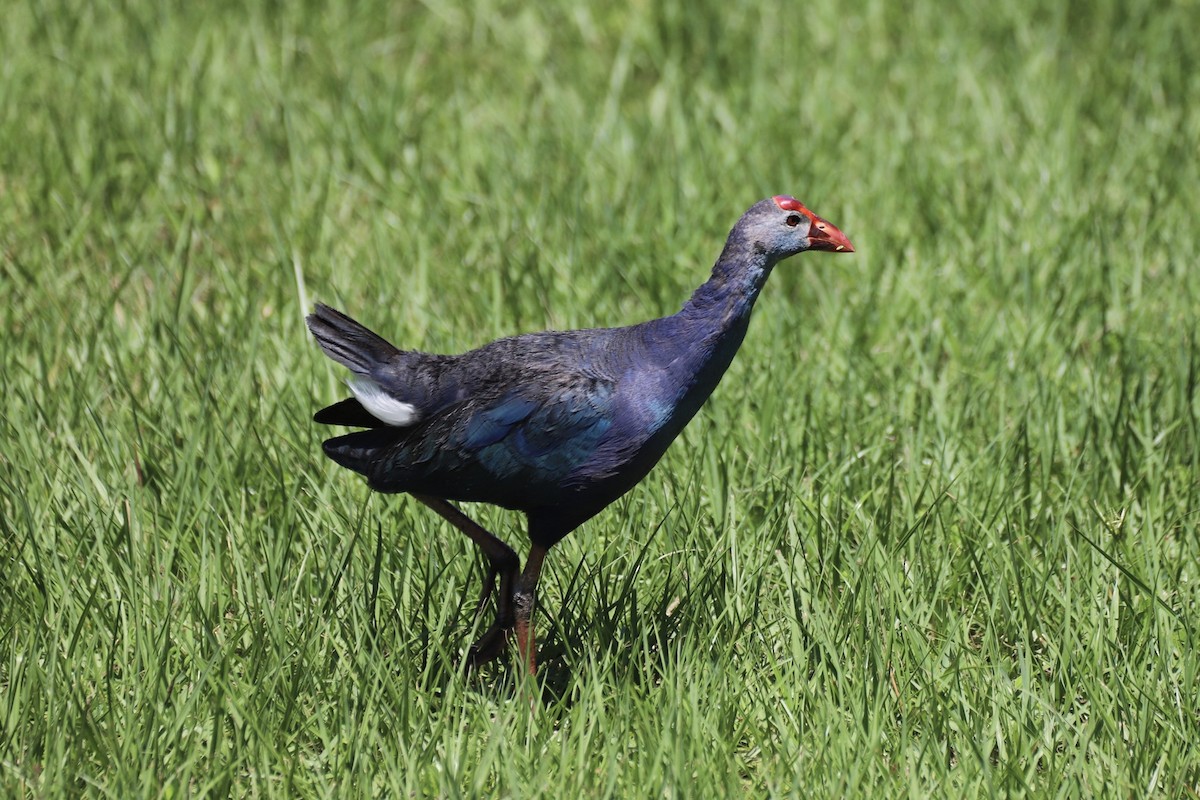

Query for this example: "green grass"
[3,0,1199,796]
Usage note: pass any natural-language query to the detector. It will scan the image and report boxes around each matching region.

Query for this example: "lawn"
[2,0,1198,796]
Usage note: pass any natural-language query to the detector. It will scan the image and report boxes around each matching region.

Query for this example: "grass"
[2,0,1199,795]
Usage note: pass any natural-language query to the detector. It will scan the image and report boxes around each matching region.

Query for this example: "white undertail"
[347,377,420,426]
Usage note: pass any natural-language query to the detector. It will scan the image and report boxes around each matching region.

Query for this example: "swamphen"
[307,195,854,673]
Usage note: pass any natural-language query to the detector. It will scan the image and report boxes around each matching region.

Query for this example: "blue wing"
[458,382,615,482]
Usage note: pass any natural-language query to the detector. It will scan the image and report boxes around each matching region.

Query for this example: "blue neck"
[678,239,773,329]
[640,238,775,428]
[667,231,774,360]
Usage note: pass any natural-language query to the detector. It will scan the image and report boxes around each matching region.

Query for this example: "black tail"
[321,428,404,479]
[314,397,388,428]
[306,303,400,375]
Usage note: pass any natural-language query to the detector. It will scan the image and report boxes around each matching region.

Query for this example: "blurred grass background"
[2,0,1198,796]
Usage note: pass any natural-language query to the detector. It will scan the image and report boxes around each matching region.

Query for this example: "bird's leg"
[474,564,499,620]
[411,494,518,667]
[513,544,548,676]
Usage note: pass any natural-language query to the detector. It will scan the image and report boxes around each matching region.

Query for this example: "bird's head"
[737,195,855,262]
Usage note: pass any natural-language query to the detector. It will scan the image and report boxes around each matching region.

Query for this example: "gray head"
[733,195,855,264]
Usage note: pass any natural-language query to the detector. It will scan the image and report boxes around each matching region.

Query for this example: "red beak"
[807,213,855,253]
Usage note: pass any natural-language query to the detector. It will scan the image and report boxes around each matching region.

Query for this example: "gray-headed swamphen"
[307,195,854,673]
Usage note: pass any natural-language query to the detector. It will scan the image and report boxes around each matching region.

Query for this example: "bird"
[307,195,854,674]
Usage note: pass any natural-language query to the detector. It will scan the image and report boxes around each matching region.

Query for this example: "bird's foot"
[461,621,512,671]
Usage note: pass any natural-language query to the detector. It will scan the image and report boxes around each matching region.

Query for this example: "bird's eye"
[786,214,803,228]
